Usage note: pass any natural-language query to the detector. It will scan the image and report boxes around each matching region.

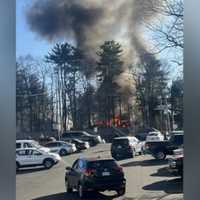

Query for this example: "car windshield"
[113,139,129,146]
[32,141,42,148]
[82,132,91,136]
[169,135,183,145]
[148,132,159,136]
[87,160,117,169]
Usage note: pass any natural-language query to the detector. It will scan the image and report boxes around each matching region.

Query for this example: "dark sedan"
[65,157,126,198]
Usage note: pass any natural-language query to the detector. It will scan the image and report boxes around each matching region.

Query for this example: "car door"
[49,142,60,153]
[67,160,79,188]
[18,149,36,166]
[30,149,44,165]
[16,149,29,166]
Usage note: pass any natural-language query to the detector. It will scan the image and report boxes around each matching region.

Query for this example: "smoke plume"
[26,0,161,99]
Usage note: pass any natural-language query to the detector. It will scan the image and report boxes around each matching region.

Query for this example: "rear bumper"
[83,179,126,191]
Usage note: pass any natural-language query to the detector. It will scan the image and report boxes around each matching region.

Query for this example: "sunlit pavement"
[16,144,183,200]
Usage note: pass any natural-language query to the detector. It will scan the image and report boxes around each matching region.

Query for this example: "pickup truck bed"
[145,134,183,160]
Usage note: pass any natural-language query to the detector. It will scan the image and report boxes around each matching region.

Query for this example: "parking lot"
[16,144,183,200]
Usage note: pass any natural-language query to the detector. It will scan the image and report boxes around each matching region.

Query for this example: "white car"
[44,141,77,156]
[16,148,61,170]
[112,136,144,156]
[146,132,164,142]
[16,140,50,153]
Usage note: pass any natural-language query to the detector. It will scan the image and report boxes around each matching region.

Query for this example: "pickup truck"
[145,133,183,160]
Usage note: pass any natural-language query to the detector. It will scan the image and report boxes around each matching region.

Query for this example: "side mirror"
[66,167,72,171]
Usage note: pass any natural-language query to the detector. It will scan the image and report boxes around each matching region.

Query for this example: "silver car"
[45,141,77,156]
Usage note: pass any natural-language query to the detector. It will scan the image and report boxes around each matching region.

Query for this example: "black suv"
[61,131,101,146]
[65,158,126,198]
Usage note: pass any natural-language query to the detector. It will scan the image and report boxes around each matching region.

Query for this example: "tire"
[59,149,67,156]
[154,151,166,160]
[65,179,73,193]
[43,158,54,169]
[132,149,136,157]
[78,184,85,199]
[116,188,125,196]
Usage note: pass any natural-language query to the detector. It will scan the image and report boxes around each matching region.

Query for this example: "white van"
[16,140,50,153]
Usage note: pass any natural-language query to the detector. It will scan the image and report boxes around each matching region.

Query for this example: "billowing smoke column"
[26,0,161,98]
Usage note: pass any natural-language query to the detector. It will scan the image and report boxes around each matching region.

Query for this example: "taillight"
[84,168,96,176]
[114,166,123,173]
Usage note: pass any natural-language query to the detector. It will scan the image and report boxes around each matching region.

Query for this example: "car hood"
[40,147,50,152]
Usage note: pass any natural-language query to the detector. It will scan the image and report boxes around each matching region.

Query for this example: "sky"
[16,0,182,80]
[16,0,52,59]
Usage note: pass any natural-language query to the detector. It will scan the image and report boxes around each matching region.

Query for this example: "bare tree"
[146,0,183,64]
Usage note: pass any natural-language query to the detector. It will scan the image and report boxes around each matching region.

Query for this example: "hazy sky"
[16,0,182,79]
[16,0,52,59]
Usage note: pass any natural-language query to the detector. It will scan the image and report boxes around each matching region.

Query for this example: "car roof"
[78,157,115,162]
[113,136,137,140]
[16,147,39,151]
[148,131,161,134]
[171,133,184,136]
[16,140,35,143]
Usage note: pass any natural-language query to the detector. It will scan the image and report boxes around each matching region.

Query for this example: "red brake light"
[114,165,123,173]
[84,168,96,176]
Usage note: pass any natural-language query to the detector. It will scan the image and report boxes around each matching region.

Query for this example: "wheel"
[78,184,85,198]
[65,179,73,193]
[116,188,125,196]
[132,149,136,157]
[154,151,166,160]
[43,159,54,169]
[59,149,67,156]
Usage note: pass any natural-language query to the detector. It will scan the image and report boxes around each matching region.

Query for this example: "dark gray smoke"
[26,0,161,99]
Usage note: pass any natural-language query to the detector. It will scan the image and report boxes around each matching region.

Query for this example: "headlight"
[97,136,101,141]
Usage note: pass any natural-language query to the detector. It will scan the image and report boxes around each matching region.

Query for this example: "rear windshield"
[148,133,159,136]
[87,160,117,169]
[169,135,183,145]
[112,139,129,146]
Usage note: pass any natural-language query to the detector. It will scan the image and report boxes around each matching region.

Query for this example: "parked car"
[168,148,183,177]
[65,157,126,198]
[146,131,164,142]
[111,136,144,160]
[16,140,50,153]
[61,131,102,146]
[44,141,77,156]
[145,133,184,160]
[16,148,61,170]
[64,139,90,151]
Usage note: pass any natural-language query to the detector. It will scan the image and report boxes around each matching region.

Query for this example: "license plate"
[102,172,110,176]
[117,145,122,149]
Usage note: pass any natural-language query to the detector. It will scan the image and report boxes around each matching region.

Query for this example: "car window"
[169,135,183,145]
[31,150,43,156]
[46,142,57,147]
[23,143,33,148]
[78,160,86,170]
[72,160,79,169]
[113,139,129,146]
[135,138,139,142]
[16,150,26,156]
[88,160,117,169]
[73,132,83,137]
[16,143,21,149]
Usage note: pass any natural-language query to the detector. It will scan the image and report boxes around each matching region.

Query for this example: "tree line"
[16,40,183,138]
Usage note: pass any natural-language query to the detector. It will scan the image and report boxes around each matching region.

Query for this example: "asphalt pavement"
[16,144,183,200]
